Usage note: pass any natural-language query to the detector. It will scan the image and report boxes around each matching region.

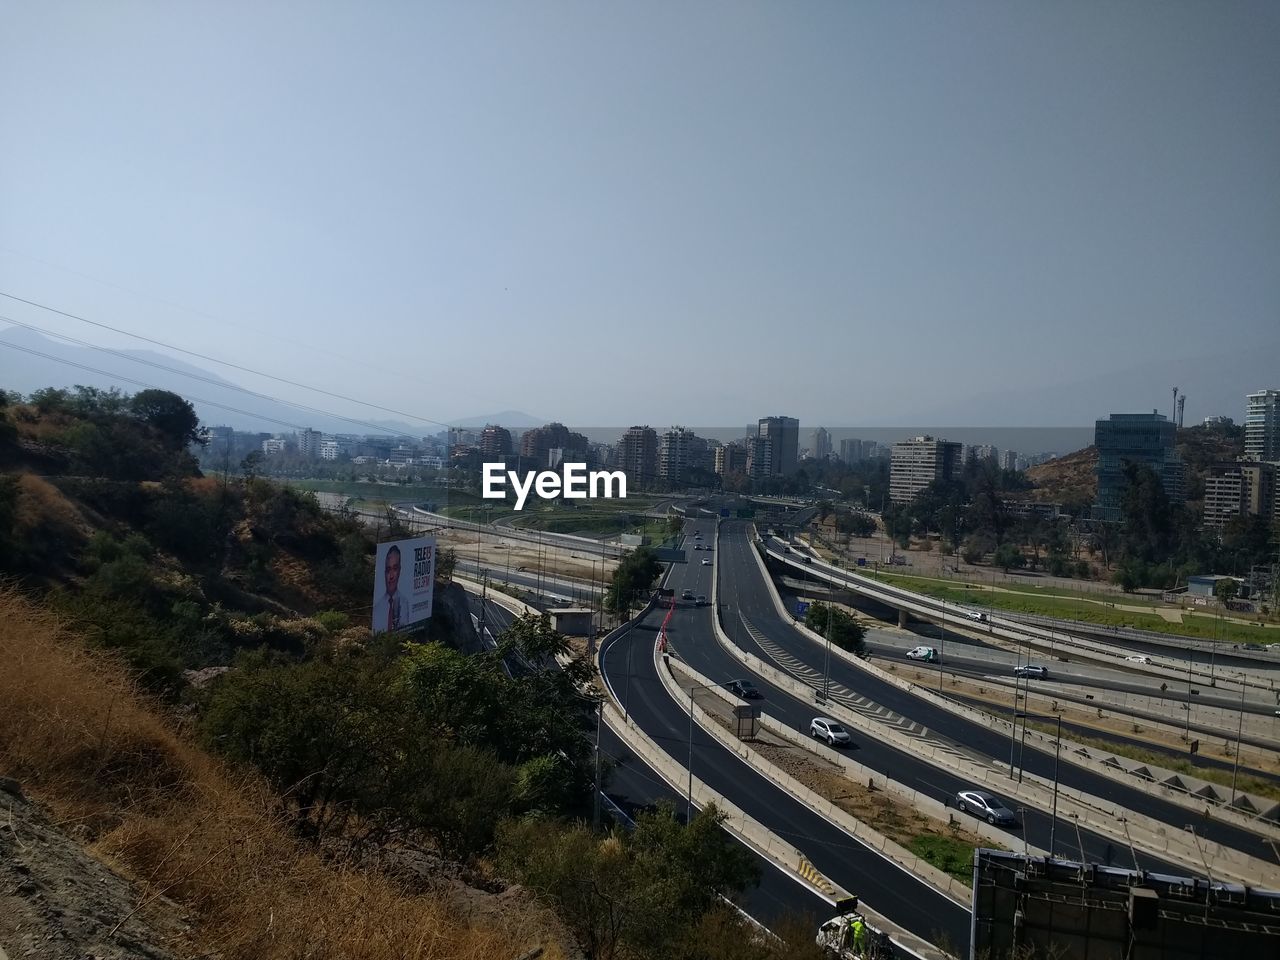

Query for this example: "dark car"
[955,789,1020,827]
[725,679,762,699]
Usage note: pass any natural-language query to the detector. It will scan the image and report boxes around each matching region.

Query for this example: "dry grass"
[0,587,566,960]
[13,471,92,542]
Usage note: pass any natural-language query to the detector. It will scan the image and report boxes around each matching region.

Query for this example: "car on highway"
[800,556,813,564]
[1244,643,1268,652]
[725,679,762,699]
[702,558,712,566]
[967,610,987,622]
[681,589,695,601]
[1125,655,1154,665]
[693,544,702,550]
[906,645,939,663]
[809,718,851,747]
[1014,664,1048,680]
[955,789,1020,827]
[695,595,707,606]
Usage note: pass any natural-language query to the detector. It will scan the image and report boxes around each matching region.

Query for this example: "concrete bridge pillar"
[898,608,908,629]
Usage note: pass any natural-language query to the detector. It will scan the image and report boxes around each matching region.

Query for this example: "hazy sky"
[2,2,1277,429]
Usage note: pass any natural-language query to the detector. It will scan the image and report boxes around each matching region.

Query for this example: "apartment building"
[889,436,962,503]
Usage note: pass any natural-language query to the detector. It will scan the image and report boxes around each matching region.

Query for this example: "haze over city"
[3,2,1278,429]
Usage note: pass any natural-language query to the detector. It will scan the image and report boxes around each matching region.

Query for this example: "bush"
[803,602,866,655]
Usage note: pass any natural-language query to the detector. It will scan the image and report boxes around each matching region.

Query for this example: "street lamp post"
[1185,643,1194,741]
[593,701,603,829]
[687,681,696,822]
[1009,646,1024,777]
[1050,712,1063,858]
[1230,679,1247,806]
[820,601,834,703]
[938,607,946,694]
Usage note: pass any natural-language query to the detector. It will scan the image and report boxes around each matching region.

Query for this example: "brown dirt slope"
[1025,446,1097,505]
[0,588,568,960]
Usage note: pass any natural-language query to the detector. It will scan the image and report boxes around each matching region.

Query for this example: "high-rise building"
[746,435,773,480]
[520,422,589,468]
[1203,461,1276,531]
[618,426,658,488]
[298,428,322,459]
[658,427,696,486]
[1245,390,1280,461]
[480,424,513,461]
[966,444,998,464]
[715,442,745,476]
[757,416,799,475]
[812,427,832,461]
[889,437,963,503]
[1001,449,1018,471]
[839,438,863,464]
[1093,412,1185,521]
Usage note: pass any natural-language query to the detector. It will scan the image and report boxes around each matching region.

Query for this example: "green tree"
[606,546,662,618]
[496,803,759,960]
[129,389,204,450]
[992,543,1026,573]
[803,602,866,655]
[1213,577,1239,604]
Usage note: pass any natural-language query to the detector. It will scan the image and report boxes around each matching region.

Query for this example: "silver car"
[809,717,851,747]
[956,789,1019,826]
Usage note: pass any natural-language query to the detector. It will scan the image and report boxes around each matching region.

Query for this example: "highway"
[810,614,1280,735]
[462,592,839,932]
[716,521,1277,862]
[598,540,974,949]
[664,527,1186,874]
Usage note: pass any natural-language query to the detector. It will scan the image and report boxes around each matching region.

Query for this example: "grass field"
[869,570,1275,646]
[907,834,980,884]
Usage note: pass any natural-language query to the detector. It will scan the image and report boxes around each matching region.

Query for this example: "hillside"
[1024,445,1098,507]
[0,384,799,960]
[1023,424,1244,510]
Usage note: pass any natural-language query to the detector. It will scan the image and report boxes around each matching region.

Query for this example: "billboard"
[371,536,436,633]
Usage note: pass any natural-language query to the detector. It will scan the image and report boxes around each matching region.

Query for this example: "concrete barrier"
[746,529,1280,845]
[663,653,995,905]
[772,545,1276,698]
[597,651,955,958]
[719,526,1280,886]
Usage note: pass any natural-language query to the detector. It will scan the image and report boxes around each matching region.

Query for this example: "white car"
[702,558,711,566]
[1126,655,1154,665]
[809,718,851,747]
[967,610,987,622]
[906,646,938,663]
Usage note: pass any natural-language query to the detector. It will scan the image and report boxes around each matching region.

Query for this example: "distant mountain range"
[0,327,543,436]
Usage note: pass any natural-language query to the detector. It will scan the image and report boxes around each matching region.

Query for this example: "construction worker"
[851,915,867,956]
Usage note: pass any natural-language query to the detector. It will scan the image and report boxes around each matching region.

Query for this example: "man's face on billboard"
[385,548,401,594]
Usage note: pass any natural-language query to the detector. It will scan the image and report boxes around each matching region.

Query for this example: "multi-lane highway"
[598,539,975,949]
[715,520,1276,862]
[463,591,839,931]
[463,515,1275,952]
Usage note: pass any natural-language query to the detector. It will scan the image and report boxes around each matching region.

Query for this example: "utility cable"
[0,314,435,438]
[0,289,457,430]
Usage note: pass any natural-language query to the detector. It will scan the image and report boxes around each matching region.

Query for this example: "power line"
[0,245,463,401]
[0,339,375,434]
[0,314,434,439]
[0,289,458,430]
